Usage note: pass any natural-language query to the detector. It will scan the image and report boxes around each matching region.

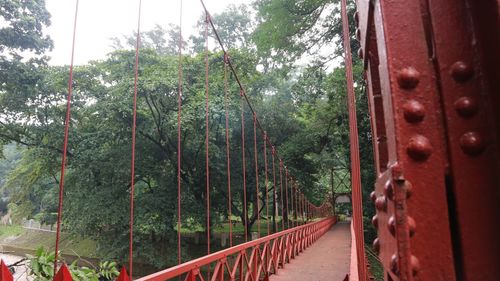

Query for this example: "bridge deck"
[270,222,351,281]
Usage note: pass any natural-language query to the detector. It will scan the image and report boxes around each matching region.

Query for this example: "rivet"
[358,48,363,59]
[390,254,398,273]
[370,191,377,203]
[459,131,485,156]
[455,97,478,118]
[451,61,474,82]
[403,100,425,123]
[397,67,420,89]
[384,181,394,200]
[408,216,416,237]
[388,216,396,236]
[373,238,380,254]
[411,255,420,276]
[407,135,433,161]
[356,28,361,41]
[375,196,387,212]
[405,181,413,199]
[372,215,378,228]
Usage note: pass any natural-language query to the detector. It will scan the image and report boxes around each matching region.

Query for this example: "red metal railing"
[136,216,337,281]
[0,217,336,281]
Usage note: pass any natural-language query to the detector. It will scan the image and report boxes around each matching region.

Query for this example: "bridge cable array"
[38,0,337,279]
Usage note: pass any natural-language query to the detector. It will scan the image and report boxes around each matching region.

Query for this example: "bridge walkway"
[270,222,351,281]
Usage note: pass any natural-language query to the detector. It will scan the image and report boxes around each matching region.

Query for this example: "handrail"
[0,217,336,281]
[136,216,337,281]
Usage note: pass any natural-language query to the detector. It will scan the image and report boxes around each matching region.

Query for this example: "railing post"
[239,252,244,281]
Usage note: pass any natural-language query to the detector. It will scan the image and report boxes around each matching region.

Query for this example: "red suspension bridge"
[1,0,499,281]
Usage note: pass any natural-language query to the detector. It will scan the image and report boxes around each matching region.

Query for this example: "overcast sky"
[45,0,249,65]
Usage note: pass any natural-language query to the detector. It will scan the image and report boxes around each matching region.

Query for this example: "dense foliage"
[0,0,376,270]
[26,247,119,281]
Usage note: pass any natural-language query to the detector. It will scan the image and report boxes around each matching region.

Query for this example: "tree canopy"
[0,0,376,270]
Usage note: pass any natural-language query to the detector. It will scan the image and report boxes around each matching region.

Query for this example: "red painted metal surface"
[0,260,13,281]
[355,0,500,280]
[135,217,336,281]
[422,1,500,279]
[348,223,359,281]
[117,267,131,281]
[340,0,367,280]
[53,264,73,281]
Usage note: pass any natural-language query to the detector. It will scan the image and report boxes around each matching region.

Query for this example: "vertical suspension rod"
[340,0,367,279]
[54,0,79,273]
[177,0,183,266]
[198,0,326,213]
[264,132,270,235]
[285,167,289,229]
[128,0,142,277]
[203,11,211,278]
[279,160,284,230]
[253,113,260,237]
[224,54,233,247]
[272,147,277,232]
[241,91,248,242]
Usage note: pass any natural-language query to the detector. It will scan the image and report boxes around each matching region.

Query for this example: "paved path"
[270,222,351,281]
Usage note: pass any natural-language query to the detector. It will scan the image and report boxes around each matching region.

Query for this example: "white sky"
[45,0,249,65]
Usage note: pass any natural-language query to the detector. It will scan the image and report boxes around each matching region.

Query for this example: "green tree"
[253,0,376,239]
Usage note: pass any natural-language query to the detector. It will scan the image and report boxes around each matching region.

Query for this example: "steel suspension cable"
[340,0,367,279]
[307,201,309,221]
[204,12,211,276]
[296,182,300,222]
[298,191,301,225]
[53,0,79,272]
[197,0,290,170]
[263,132,270,236]
[271,147,277,232]
[128,0,142,277]
[303,195,306,223]
[197,0,328,216]
[253,113,260,237]
[224,54,233,247]
[285,167,289,229]
[290,176,294,228]
[241,91,248,242]
[300,189,303,223]
[298,187,301,225]
[295,185,299,225]
[294,182,298,226]
[303,194,306,224]
[279,160,284,230]
[177,0,183,266]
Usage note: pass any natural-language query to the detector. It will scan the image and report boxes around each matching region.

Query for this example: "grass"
[0,224,24,239]
[0,216,314,259]
[0,224,97,258]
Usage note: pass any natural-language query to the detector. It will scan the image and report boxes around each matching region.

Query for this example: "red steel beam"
[340,0,367,280]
